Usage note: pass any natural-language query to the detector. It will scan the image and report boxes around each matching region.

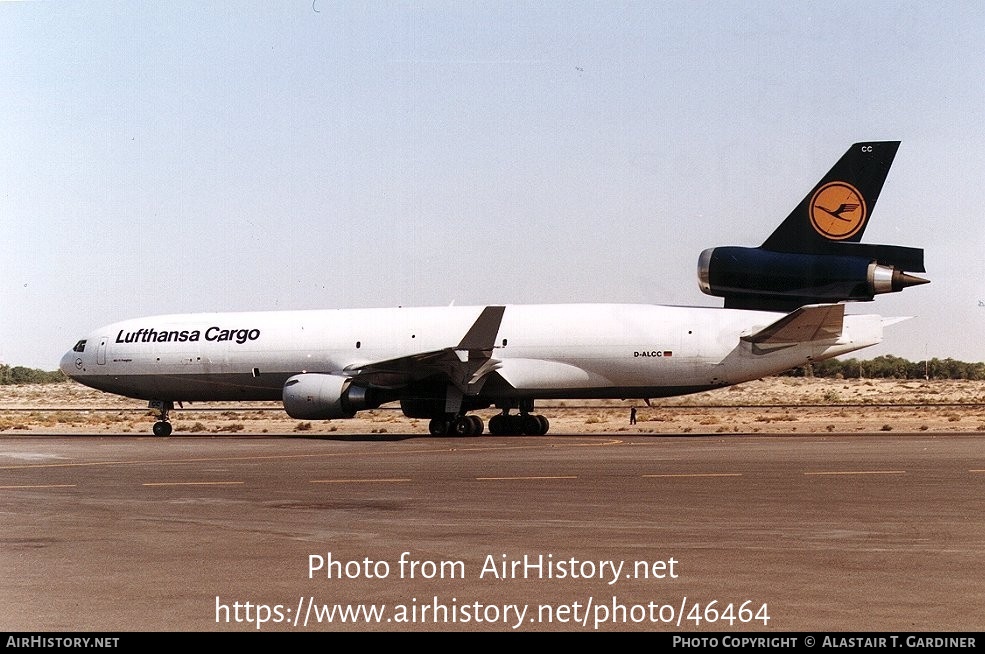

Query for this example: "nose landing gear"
[149,400,174,437]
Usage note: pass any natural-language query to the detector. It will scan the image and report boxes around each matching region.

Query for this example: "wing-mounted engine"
[696,141,929,312]
[282,373,379,419]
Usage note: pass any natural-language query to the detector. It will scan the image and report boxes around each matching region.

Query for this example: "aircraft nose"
[60,349,82,377]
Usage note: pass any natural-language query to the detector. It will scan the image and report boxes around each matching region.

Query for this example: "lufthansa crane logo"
[809,181,867,240]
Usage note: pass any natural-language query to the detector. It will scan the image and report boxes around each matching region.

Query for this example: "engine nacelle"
[282,373,376,420]
[697,246,928,310]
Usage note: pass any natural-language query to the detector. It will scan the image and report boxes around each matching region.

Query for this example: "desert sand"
[2,377,984,435]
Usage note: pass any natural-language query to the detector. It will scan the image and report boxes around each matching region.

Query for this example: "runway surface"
[1,431,983,632]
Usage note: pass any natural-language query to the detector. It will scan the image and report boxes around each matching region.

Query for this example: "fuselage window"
[73,340,87,353]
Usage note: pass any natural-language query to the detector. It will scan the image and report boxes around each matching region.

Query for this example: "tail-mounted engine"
[698,245,929,312]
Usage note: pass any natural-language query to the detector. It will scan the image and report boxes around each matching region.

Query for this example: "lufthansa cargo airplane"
[61,142,928,436]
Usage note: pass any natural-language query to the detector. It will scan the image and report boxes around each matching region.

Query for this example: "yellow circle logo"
[809,181,867,240]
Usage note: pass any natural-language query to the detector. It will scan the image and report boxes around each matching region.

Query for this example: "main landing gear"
[427,409,551,436]
[429,414,484,436]
[149,400,174,437]
[487,398,550,435]
[488,410,550,436]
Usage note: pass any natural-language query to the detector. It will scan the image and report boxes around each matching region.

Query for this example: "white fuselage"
[60,303,884,405]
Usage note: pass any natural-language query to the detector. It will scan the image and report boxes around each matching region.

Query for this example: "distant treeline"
[0,365,67,385]
[784,355,985,380]
[2,356,984,385]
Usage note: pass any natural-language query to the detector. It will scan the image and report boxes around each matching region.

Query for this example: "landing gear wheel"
[450,416,472,436]
[429,418,448,435]
[522,414,543,436]
[486,406,548,436]
[488,414,506,435]
[443,415,484,436]
[149,400,176,436]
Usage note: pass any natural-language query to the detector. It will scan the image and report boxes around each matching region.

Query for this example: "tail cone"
[892,270,930,292]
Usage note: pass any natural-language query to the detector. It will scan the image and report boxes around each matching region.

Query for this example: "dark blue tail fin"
[762,142,901,253]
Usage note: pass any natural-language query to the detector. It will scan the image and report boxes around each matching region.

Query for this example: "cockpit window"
[73,340,87,353]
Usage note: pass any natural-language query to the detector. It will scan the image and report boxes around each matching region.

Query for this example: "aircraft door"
[97,337,108,365]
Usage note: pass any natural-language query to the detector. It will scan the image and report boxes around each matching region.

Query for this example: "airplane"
[60,141,928,437]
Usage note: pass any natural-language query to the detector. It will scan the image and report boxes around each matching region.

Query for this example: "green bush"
[781,356,985,380]
[0,366,67,385]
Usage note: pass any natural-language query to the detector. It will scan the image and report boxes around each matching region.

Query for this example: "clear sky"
[2,1,982,370]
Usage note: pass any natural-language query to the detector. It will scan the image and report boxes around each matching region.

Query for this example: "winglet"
[457,306,506,351]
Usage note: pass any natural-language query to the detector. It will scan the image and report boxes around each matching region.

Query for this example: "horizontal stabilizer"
[881,316,913,328]
[741,304,845,345]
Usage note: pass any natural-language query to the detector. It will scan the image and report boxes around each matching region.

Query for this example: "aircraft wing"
[741,303,845,345]
[341,305,505,393]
